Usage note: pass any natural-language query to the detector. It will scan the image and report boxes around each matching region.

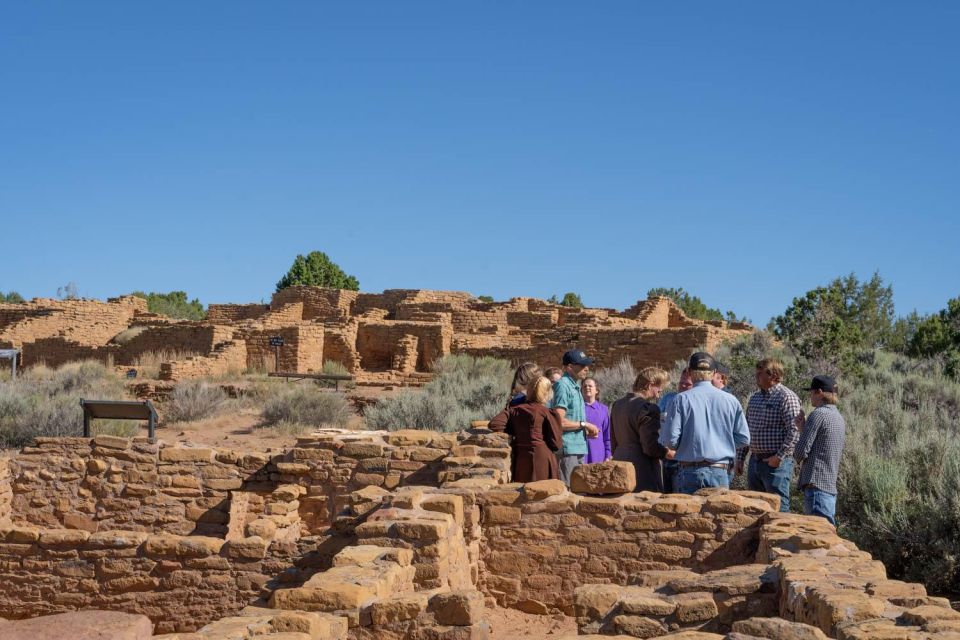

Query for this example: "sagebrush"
[364,355,511,432]
[0,361,135,447]
[261,387,351,429]
[165,380,229,423]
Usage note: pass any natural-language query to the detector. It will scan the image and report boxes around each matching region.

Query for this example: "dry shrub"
[0,361,130,447]
[133,349,192,379]
[591,358,636,405]
[165,380,229,423]
[364,354,511,432]
[261,387,351,430]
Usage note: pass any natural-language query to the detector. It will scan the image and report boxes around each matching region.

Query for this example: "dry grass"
[133,349,193,379]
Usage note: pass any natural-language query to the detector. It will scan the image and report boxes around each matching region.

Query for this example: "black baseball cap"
[715,362,730,376]
[804,375,837,393]
[562,349,594,366]
[689,351,716,371]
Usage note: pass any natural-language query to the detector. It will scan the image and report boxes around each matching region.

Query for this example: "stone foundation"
[0,429,955,639]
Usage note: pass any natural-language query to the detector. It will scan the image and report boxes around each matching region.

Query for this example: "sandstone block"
[277,462,311,475]
[39,528,90,547]
[394,519,449,541]
[86,459,108,474]
[386,430,435,447]
[159,447,213,462]
[63,512,98,532]
[369,593,429,625]
[429,589,484,626]
[0,610,153,639]
[651,495,703,514]
[899,604,960,626]
[574,584,623,622]
[570,460,635,495]
[522,479,567,500]
[618,591,677,616]
[422,494,465,525]
[484,505,521,525]
[732,616,829,639]
[246,518,278,539]
[224,536,269,559]
[86,530,148,549]
[93,434,130,450]
[670,592,719,623]
[2,526,40,543]
[612,614,665,637]
[333,545,413,568]
[341,442,386,458]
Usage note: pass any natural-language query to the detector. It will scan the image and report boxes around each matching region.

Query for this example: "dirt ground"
[155,383,398,452]
[485,607,575,639]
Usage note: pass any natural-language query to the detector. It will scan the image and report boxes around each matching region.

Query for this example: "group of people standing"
[487,348,846,524]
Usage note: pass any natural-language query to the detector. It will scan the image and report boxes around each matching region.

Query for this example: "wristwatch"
[579,420,585,428]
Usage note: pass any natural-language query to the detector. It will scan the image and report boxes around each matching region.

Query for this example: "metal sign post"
[269,336,284,372]
[0,349,19,380]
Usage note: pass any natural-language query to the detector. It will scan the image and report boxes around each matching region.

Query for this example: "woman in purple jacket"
[582,377,611,463]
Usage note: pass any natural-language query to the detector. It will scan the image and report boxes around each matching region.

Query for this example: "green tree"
[477,295,494,303]
[276,251,359,292]
[647,287,745,322]
[131,291,206,320]
[769,272,896,373]
[0,291,25,304]
[548,292,584,308]
[909,297,960,379]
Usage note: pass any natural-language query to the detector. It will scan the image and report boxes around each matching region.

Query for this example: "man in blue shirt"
[663,352,750,494]
[549,349,600,485]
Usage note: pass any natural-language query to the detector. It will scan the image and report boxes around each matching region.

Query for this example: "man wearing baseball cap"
[793,375,846,525]
[663,352,750,493]
[549,349,600,485]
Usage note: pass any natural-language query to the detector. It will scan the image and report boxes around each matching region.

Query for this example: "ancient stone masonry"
[1,287,752,385]
[1,428,958,639]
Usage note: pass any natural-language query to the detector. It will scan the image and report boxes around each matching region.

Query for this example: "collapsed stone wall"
[476,484,779,613]
[1,429,959,639]
[3,288,753,386]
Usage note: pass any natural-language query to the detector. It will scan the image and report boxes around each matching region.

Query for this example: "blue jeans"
[748,456,794,512]
[663,460,680,494]
[803,487,837,525]
[678,466,730,494]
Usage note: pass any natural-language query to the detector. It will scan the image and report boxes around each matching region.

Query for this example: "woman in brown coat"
[488,376,564,482]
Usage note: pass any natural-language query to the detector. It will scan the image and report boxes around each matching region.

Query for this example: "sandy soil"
[485,607,575,639]
[160,409,299,452]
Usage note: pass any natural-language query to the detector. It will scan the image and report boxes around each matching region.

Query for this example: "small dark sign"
[269,336,285,347]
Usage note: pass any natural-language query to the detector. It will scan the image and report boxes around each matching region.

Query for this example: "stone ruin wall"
[0,286,754,387]
[2,430,960,639]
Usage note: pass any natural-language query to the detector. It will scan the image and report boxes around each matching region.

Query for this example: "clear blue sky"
[2,2,957,324]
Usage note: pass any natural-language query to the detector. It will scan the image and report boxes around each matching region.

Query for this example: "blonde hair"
[690,370,713,383]
[633,366,670,392]
[527,376,553,405]
[820,390,839,404]
[510,362,542,394]
[756,358,785,381]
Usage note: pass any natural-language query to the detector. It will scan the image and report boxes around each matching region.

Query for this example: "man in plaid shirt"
[736,358,801,512]
[794,375,846,525]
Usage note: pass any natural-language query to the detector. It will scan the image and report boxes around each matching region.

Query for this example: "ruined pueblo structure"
[0,287,752,383]
[2,429,959,639]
